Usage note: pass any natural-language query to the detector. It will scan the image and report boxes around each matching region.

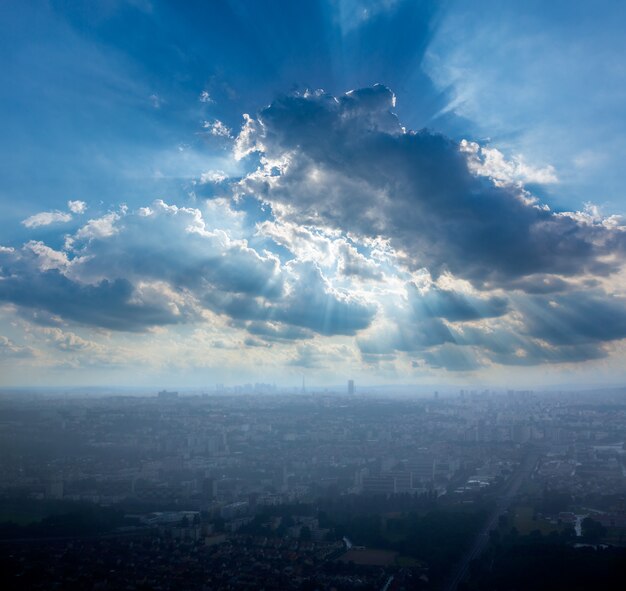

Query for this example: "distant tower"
[348,379,355,396]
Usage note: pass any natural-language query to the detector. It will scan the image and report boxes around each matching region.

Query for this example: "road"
[444,449,540,591]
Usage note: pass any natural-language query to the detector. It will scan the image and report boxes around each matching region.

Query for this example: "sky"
[1,0,626,389]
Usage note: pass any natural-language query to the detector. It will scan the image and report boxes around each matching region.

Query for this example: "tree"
[581,517,606,543]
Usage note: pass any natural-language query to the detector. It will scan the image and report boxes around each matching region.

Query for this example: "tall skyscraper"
[348,379,355,395]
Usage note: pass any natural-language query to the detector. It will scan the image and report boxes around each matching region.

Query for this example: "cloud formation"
[237,84,626,288]
[231,85,626,368]
[2,200,375,338]
[22,211,72,228]
[4,85,626,377]
[0,335,34,359]
[22,200,87,229]
[68,200,87,214]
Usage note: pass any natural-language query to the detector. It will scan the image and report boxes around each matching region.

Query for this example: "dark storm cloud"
[358,317,455,356]
[412,285,508,321]
[497,274,574,294]
[454,289,626,366]
[456,325,608,367]
[487,343,607,366]
[357,281,626,366]
[0,268,188,332]
[274,261,376,336]
[239,85,626,288]
[518,291,626,346]
[202,260,376,335]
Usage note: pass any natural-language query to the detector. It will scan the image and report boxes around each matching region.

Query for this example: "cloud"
[454,324,607,367]
[0,267,192,332]
[243,336,271,348]
[199,90,213,104]
[336,241,384,280]
[24,240,69,271]
[273,261,376,335]
[6,85,626,374]
[286,342,353,369]
[68,200,87,214]
[287,343,324,368]
[41,327,102,352]
[412,284,508,322]
[200,170,228,184]
[496,274,575,295]
[22,201,86,230]
[22,211,72,228]
[416,343,481,372]
[518,291,626,346]
[0,335,35,359]
[258,219,384,281]
[149,93,164,109]
[354,273,626,367]
[357,281,507,356]
[244,321,313,342]
[73,212,120,242]
[460,140,558,186]
[199,259,376,336]
[203,119,232,138]
[2,200,377,338]
[236,84,626,288]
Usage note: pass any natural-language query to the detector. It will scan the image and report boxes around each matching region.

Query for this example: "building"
[157,390,179,400]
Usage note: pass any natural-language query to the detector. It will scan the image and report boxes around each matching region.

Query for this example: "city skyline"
[2,1,626,388]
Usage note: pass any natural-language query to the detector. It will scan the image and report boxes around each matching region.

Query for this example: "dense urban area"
[1,386,625,590]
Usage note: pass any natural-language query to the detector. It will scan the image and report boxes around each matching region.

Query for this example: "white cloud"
[24,240,69,271]
[22,211,72,228]
[199,90,213,103]
[234,114,261,159]
[42,327,102,352]
[73,212,120,242]
[0,335,34,359]
[200,170,228,184]
[203,119,231,138]
[460,139,558,186]
[557,202,623,230]
[68,200,87,214]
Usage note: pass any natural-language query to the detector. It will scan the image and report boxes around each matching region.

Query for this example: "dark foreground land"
[1,389,626,589]
[1,496,625,590]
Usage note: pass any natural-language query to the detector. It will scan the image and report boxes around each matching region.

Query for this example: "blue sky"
[1,0,626,388]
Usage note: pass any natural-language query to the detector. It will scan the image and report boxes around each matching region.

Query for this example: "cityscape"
[1,385,625,589]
